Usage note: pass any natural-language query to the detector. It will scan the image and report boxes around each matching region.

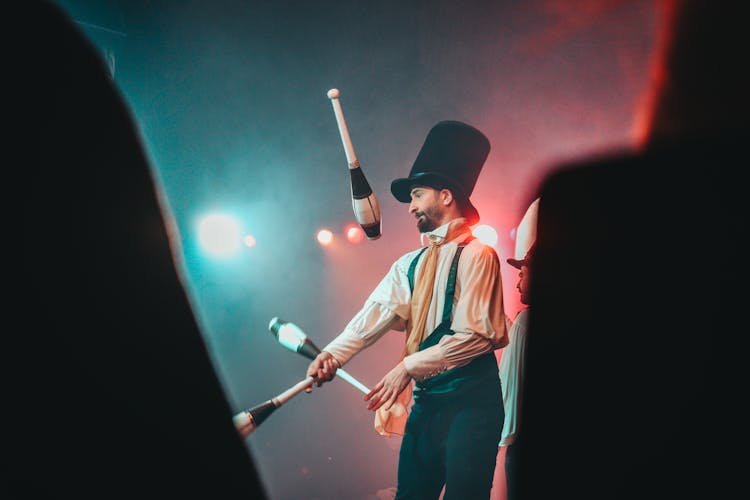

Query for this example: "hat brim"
[390,172,480,224]
[391,172,452,202]
[506,257,527,270]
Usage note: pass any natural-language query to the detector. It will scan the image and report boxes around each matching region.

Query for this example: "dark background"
[49,1,658,498]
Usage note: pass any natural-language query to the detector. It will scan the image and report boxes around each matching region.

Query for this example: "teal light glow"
[198,213,242,257]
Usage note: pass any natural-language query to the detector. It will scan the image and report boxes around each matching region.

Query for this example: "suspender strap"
[441,243,464,322]
[406,236,474,296]
[406,239,472,323]
[407,246,428,293]
[415,244,464,352]
[406,239,472,354]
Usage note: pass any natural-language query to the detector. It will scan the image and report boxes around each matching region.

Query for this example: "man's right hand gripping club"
[305,351,340,393]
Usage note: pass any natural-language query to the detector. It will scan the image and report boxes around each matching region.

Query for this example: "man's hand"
[364,361,413,411]
[305,351,340,393]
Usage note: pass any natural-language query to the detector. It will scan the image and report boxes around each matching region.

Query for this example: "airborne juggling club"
[232,318,371,438]
[268,317,370,394]
[327,88,382,240]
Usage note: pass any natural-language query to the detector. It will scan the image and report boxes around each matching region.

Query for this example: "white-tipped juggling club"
[269,317,370,394]
[233,376,315,438]
[327,88,382,240]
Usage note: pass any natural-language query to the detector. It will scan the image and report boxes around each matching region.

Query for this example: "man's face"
[409,186,443,233]
[517,265,531,305]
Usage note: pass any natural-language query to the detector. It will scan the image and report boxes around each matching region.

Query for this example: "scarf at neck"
[403,220,468,356]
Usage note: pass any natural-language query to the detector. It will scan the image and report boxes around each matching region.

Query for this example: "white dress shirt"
[324,218,508,382]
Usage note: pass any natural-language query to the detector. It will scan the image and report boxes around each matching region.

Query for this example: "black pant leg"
[443,383,504,500]
[396,403,447,500]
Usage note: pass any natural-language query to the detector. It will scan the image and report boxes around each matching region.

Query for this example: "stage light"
[197,213,242,257]
[243,234,257,249]
[317,229,334,246]
[345,224,364,244]
[472,224,498,248]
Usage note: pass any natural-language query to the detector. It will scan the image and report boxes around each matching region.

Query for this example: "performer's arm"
[324,301,405,367]
[403,332,493,381]
[307,302,403,386]
[307,254,413,385]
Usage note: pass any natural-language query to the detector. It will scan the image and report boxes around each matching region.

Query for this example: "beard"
[415,207,440,233]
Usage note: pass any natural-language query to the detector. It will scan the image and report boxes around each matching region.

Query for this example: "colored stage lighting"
[317,229,334,246]
[345,224,364,244]
[243,234,257,249]
[197,213,242,257]
[472,224,498,248]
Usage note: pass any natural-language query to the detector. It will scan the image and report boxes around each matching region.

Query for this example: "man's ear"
[440,188,454,206]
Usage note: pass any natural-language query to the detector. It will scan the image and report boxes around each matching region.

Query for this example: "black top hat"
[391,120,490,225]
[507,242,536,270]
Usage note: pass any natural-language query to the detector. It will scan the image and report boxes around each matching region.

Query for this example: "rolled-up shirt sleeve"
[403,331,494,381]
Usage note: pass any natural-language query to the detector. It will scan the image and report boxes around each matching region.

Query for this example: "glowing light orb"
[345,225,364,244]
[472,224,499,248]
[317,229,334,246]
[243,234,257,249]
[197,213,241,257]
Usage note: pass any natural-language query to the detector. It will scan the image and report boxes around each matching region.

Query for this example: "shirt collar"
[420,217,471,246]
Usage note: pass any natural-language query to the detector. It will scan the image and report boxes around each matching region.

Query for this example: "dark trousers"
[395,378,504,500]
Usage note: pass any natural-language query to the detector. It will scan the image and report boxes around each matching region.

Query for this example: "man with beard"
[307,121,509,499]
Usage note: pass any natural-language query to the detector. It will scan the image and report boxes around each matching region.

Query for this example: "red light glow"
[345,225,364,244]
